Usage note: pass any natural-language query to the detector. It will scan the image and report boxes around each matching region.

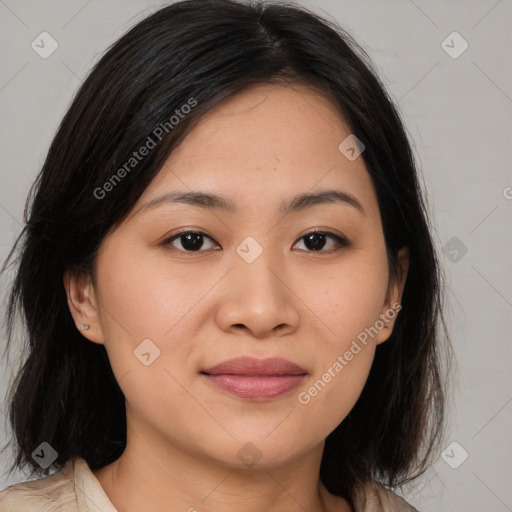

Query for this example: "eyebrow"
[134,188,366,217]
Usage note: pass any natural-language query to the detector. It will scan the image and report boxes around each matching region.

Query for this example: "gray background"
[0,1,511,510]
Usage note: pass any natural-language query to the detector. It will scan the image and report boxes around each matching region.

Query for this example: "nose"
[214,252,300,339]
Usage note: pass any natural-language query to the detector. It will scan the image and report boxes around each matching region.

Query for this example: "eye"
[163,230,219,252]
[293,230,350,252]
[162,229,349,253]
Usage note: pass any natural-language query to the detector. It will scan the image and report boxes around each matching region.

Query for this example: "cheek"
[290,256,388,435]
[95,243,209,340]
[92,246,194,382]
[296,292,380,440]
[93,249,206,426]
[299,343,375,414]
[306,255,389,346]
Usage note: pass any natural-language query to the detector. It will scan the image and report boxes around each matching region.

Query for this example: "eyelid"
[162,229,220,250]
[293,229,350,251]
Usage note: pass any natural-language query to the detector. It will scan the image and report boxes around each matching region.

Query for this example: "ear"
[63,268,105,345]
[375,246,409,345]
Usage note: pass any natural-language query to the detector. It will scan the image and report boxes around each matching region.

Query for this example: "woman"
[0,0,450,510]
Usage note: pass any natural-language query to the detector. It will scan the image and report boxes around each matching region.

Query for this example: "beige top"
[0,457,418,511]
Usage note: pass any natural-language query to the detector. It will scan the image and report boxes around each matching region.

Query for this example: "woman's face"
[66,83,408,469]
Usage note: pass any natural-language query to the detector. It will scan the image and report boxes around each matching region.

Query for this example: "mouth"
[200,356,308,401]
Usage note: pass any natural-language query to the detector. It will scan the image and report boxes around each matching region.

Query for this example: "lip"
[202,356,308,376]
[201,356,308,401]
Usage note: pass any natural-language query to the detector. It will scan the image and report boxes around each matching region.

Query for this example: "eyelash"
[162,229,350,253]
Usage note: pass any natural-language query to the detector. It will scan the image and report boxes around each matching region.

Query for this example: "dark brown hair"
[1,0,451,502]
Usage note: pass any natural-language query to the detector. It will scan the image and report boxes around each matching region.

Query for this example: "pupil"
[182,233,203,251]
[305,233,326,251]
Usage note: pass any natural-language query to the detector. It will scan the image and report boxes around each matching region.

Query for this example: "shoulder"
[352,480,420,512]
[0,458,80,511]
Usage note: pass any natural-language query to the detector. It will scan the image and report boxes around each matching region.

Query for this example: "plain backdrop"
[0,1,511,511]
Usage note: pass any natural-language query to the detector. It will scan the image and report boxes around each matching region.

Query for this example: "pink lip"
[201,357,308,401]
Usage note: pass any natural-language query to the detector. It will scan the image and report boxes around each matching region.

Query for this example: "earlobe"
[376,246,410,345]
[63,269,105,345]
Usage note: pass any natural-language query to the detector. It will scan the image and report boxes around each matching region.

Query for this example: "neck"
[92,413,352,512]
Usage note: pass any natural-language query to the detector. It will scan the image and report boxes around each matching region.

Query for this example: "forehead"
[171,83,350,165]
[132,83,380,223]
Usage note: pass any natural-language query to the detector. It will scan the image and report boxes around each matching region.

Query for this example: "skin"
[64,82,409,512]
